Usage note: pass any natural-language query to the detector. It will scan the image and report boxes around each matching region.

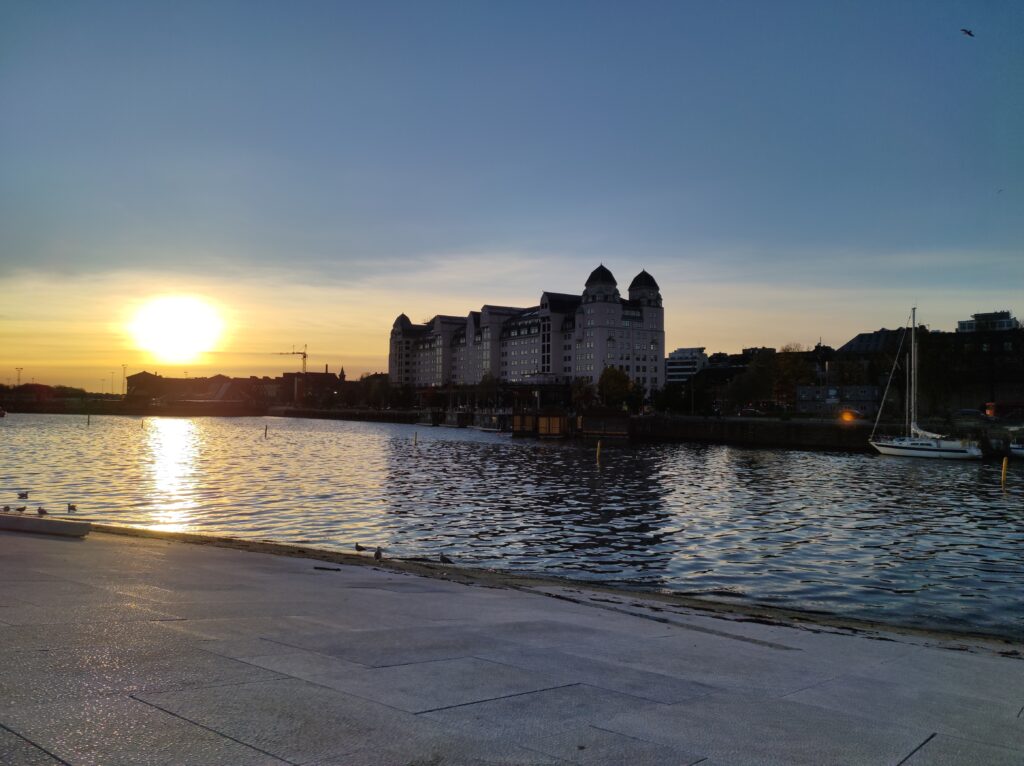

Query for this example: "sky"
[1,0,1022,390]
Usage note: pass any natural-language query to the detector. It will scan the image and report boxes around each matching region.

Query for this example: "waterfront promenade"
[1,531,1022,765]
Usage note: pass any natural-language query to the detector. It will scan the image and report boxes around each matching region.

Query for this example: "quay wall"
[631,414,874,452]
[268,406,419,424]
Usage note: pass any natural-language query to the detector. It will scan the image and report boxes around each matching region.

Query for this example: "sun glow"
[129,295,226,363]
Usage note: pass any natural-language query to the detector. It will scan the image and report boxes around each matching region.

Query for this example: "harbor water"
[2,413,1022,638]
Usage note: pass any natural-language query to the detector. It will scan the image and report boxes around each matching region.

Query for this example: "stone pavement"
[1,531,1022,766]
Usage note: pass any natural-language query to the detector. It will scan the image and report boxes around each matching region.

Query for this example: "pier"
[1,529,1022,765]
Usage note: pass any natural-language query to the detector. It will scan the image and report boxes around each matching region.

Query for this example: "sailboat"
[869,308,982,460]
[1008,428,1024,459]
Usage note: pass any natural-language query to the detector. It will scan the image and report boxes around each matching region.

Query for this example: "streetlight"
[121,364,127,396]
[15,367,23,386]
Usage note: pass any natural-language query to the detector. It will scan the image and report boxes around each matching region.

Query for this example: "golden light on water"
[128,295,226,364]
[146,418,199,532]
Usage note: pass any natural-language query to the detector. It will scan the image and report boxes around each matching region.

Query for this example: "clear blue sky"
[1,0,1022,384]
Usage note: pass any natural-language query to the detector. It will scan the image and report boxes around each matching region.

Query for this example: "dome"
[628,270,659,291]
[585,264,617,288]
[392,313,412,330]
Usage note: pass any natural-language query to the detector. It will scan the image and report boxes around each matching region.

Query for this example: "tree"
[570,377,596,412]
[654,382,687,413]
[725,355,774,411]
[477,373,499,408]
[773,344,816,408]
[598,367,632,410]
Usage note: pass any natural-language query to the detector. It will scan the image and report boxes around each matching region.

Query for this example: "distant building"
[837,328,905,355]
[796,385,881,417]
[665,347,708,384]
[126,370,340,405]
[388,265,666,396]
[957,311,1020,333]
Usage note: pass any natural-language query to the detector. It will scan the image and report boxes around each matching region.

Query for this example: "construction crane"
[275,345,308,374]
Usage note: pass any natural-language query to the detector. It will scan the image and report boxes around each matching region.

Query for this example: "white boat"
[869,308,982,460]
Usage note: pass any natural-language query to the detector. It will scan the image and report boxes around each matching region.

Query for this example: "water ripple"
[2,413,1022,637]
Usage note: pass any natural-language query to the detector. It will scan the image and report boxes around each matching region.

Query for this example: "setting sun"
[128,295,226,364]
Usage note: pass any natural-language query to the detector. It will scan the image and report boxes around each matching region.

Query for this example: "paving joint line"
[222,654,497,716]
[776,673,844,699]
[415,682,581,715]
[896,732,936,765]
[130,694,297,765]
[0,720,74,766]
[555,723,711,766]
[471,654,695,705]
[518,586,801,651]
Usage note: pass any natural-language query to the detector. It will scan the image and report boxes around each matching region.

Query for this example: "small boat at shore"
[869,308,981,460]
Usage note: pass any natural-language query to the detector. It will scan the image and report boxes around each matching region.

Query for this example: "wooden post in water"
[264,425,268,439]
[87,414,90,426]
[414,431,418,446]
[1002,456,1009,490]
[596,439,601,465]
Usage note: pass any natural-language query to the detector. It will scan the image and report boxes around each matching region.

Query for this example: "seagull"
[36,507,47,516]
[439,554,454,565]
[373,546,383,561]
[354,543,367,552]
[2,506,9,513]
[17,491,29,499]
[960,28,974,37]
[67,504,77,513]
[15,506,26,513]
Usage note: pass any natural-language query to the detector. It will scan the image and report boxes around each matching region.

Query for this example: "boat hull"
[870,440,982,460]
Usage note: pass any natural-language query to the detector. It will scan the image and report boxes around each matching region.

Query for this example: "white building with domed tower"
[388,265,665,396]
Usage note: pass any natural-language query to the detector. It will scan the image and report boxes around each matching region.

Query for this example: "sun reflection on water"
[145,418,199,531]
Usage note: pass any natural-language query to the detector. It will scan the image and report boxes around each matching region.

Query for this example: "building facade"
[665,347,709,384]
[389,266,665,395]
[796,385,881,417]
[956,311,1020,333]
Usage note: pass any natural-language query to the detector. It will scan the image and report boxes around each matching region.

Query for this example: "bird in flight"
[960,28,975,37]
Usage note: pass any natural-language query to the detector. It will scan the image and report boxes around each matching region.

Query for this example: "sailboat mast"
[905,353,910,436]
[911,307,917,430]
